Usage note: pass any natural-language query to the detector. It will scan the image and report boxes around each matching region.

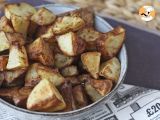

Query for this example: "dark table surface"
[2,0,160,90]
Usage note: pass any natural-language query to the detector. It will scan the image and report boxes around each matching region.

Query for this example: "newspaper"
[0,84,160,120]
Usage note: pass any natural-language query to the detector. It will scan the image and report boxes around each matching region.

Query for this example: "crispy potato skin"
[27,79,66,112]
[81,52,101,79]
[27,38,54,66]
[0,55,8,71]
[31,7,56,26]
[72,85,88,108]
[96,26,125,59]
[0,87,32,108]
[60,82,76,112]
[99,57,121,82]
[91,79,113,96]
[0,16,14,33]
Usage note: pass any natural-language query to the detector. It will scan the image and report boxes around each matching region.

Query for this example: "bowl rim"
[0,3,128,116]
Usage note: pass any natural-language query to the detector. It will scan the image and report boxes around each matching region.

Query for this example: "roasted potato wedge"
[72,85,88,109]
[11,14,30,37]
[78,27,101,51]
[0,87,32,108]
[61,65,79,77]
[31,7,56,26]
[0,16,14,33]
[5,2,36,19]
[6,45,28,70]
[85,82,103,102]
[57,32,85,56]
[0,31,10,52]
[81,52,101,79]
[91,79,113,96]
[24,63,41,87]
[0,55,8,71]
[60,82,76,111]
[57,32,78,56]
[55,53,74,69]
[52,16,85,34]
[97,26,125,59]
[27,79,66,112]
[37,64,65,86]
[40,28,55,43]
[25,63,64,87]
[27,37,54,66]
[99,57,121,82]
[60,8,94,27]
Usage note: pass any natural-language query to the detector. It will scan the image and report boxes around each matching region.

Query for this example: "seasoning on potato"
[0,2,125,112]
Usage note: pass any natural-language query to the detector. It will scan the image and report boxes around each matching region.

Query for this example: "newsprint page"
[0,84,160,120]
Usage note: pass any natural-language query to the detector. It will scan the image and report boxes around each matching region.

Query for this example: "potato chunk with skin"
[0,87,32,108]
[11,14,30,37]
[60,82,76,111]
[27,79,66,112]
[25,63,64,87]
[97,26,125,59]
[55,53,74,69]
[85,82,103,102]
[57,32,78,56]
[72,85,88,109]
[91,79,113,96]
[52,16,85,34]
[0,31,10,52]
[31,7,56,26]
[5,3,36,20]
[0,16,14,33]
[78,27,101,51]
[27,38,54,66]
[99,57,121,82]
[7,45,28,70]
[0,55,8,71]
[61,65,79,77]
[81,52,101,79]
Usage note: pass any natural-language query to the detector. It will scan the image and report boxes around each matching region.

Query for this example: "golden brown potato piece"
[11,14,30,37]
[99,57,121,82]
[27,38,54,66]
[1,68,26,87]
[0,55,8,71]
[25,63,64,87]
[31,7,56,26]
[72,85,88,109]
[6,45,28,70]
[0,87,32,108]
[37,64,65,86]
[60,82,76,111]
[78,27,101,51]
[81,52,101,79]
[27,79,66,112]
[85,82,103,102]
[97,26,125,59]
[55,53,74,69]
[60,8,94,27]
[0,16,14,33]
[52,16,85,34]
[91,79,113,96]
[5,2,36,19]
[24,63,41,87]
[61,65,79,77]
[5,32,25,46]
[0,31,10,52]
[57,32,85,56]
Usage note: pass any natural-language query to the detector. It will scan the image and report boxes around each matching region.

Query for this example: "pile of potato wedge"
[0,2,125,112]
